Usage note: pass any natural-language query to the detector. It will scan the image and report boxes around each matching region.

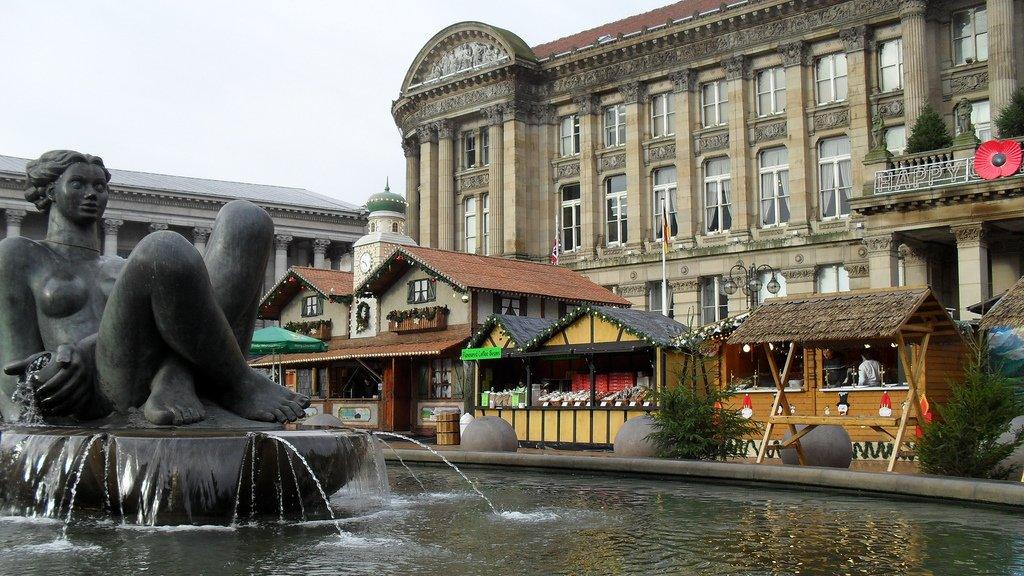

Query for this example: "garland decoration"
[386,305,449,323]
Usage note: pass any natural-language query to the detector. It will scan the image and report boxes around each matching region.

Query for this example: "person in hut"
[857,351,883,387]
[822,349,850,388]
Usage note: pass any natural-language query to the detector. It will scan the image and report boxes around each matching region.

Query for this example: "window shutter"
[407,281,415,304]
[493,295,501,315]
[427,280,436,301]
[519,296,527,316]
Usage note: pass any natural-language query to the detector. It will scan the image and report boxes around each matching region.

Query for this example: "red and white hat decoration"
[878,391,893,417]
[741,394,753,419]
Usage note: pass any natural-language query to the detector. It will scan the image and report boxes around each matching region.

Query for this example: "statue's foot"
[142,363,206,426]
[222,368,309,423]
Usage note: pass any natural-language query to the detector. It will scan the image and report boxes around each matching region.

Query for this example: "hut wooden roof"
[981,275,1024,330]
[727,287,959,344]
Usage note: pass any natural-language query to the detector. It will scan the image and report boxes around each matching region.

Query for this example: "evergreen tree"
[648,383,761,461]
[916,342,1024,479]
[906,104,954,153]
[996,86,1024,138]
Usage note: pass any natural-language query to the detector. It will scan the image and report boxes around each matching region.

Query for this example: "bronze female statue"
[0,150,309,426]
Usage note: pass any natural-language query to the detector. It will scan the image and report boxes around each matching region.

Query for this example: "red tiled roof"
[398,246,630,306]
[531,0,724,59]
[292,267,354,298]
[249,325,471,366]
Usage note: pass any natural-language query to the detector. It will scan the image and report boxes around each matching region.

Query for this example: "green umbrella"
[249,326,327,355]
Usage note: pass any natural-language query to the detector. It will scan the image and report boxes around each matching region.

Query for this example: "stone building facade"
[0,154,366,295]
[393,0,1024,322]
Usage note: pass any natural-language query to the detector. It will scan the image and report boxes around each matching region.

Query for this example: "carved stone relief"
[845,262,870,278]
[421,42,508,84]
[618,283,647,297]
[812,108,851,132]
[777,41,811,67]
[646,142,676,165]
[839,25,868,53]
[694,131,729,155]
[457,172,489,191]
[876,96,905,118]
[863,235,894,254]
[949,70,989,95]
[554,162,581,180]
[599,153,627,172]
[750,121,787,145]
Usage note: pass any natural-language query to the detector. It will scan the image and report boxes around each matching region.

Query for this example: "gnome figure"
[837,392,850,416]
[741,394,754,419]
[878,391,893,417]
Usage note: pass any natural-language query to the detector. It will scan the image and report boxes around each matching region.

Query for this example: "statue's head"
[25,150,111,224]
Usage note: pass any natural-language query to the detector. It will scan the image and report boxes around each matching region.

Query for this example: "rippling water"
[1,466,1022,576]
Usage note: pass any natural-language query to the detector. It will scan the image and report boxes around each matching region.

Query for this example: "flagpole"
[661,201,669,317]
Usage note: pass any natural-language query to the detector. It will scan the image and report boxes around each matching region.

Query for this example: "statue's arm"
[0,238,46,422]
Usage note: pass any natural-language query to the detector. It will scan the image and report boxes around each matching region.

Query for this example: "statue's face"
[51,162,109,223]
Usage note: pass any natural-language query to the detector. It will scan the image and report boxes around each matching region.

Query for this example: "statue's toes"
[271,408,287,423]
[281,401,303,421]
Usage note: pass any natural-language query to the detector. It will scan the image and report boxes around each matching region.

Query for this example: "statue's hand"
[34,344,92,417]
[3,351,52,378]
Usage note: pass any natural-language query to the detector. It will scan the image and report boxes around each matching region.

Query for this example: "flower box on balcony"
[387,305,449,334]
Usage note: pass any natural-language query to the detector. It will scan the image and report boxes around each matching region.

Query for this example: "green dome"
[365,181,407,214]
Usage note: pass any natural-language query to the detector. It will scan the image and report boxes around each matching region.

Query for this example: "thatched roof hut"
[980,275,1024,331]
[728,286,960,344]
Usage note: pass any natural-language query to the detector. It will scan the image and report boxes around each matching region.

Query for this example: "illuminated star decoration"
[973,139,1023,180]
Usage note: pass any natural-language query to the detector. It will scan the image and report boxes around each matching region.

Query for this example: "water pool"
[1,465,1021,576]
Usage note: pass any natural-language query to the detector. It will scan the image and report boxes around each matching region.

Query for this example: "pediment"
[403,23,536,92]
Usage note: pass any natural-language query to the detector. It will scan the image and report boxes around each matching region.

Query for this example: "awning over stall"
[249,326,328,355]
[250,325,471,367]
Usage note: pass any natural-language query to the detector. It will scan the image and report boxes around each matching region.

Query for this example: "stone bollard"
[613,415,658,458]
[460,416,518,452]
[780,425,852,468]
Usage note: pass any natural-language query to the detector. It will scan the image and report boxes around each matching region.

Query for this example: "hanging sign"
[460,347,503,361]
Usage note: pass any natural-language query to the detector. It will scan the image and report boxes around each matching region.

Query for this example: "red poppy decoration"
[974,139,1023,180]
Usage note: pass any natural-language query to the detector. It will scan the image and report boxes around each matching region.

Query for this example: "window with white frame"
[952,6,988,65]
[652,166,678,240]
[815,53,848,104]
[481,129,490,166]
[971,100,992,141]
[885,125,907,156]
[481,193,490,255]
[878,39,904,92]
[704,157,732,233]
[605,175,628,245]
[818,136,852,219]
[648,281,673,316]
[430,358,453,399]
[408,278,436,304]
[604,104,626,147]
[302,295,323,317]
[756,68,786,116]
[757,270,787,304]
[464,196,477,253]
[759,147,790,227]
[700,276,729,325]
[561,184,582,253]
[701,80,729,127]
[560,114,580,156]
[651,93,675,137]
[462,131,476,169]
[816,264,851,293]
[496,296,524,316]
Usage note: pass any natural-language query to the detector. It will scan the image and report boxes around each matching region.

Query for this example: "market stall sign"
[461,347,503,361]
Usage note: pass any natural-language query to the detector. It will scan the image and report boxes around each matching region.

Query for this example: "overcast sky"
[2,1,668,208]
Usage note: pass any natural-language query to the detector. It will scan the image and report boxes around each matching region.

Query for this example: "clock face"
[359,252,373,273]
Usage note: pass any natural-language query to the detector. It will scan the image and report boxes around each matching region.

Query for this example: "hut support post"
[756,342,804,464]
[888,332,930,472]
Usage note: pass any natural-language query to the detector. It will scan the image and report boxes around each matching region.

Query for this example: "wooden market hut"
[980,274,1024,331]
[471,305,687,448]
[726,286,968,471]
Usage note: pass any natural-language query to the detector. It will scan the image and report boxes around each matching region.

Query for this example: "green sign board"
[460,346,503,361]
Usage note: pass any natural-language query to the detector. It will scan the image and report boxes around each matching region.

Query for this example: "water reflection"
[1,466,1021,576]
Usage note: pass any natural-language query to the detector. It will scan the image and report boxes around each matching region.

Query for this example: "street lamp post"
[721,260,781,310]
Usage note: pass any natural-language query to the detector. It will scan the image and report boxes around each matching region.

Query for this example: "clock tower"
[351,180,416,338]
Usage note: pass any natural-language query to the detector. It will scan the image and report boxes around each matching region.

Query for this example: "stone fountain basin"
[0,426,373,525]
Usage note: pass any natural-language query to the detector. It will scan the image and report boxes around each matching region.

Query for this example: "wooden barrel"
[435,411,460,445]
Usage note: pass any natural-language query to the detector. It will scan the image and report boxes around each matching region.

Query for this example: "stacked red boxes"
[608,372,636,393]
[595,374,610,395]
[571,373,589,392]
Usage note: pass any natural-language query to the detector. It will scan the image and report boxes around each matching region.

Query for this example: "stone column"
[898,242,929,286]
[435,120,455,251]
[841,26,872,196]
[989,237,1023,294]
[312,238,330,269]
[576,94,601,256]
[864,234,899,288]
[99,218,122,256]
[274,234,292,282]
[417,124,438,248]
[620,82,646,247]
[149,222,168,234]
[5,209,25,238]
[900,1,931,125]
[502,103,528,257]
[402,138,420,243]
[778,42,812,227]
[670,70,698,241]
[724,56,752,235]
[987,0,1017,119]
[192,226,211,256]
[482,105,505,257]
[953,224,990,319]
